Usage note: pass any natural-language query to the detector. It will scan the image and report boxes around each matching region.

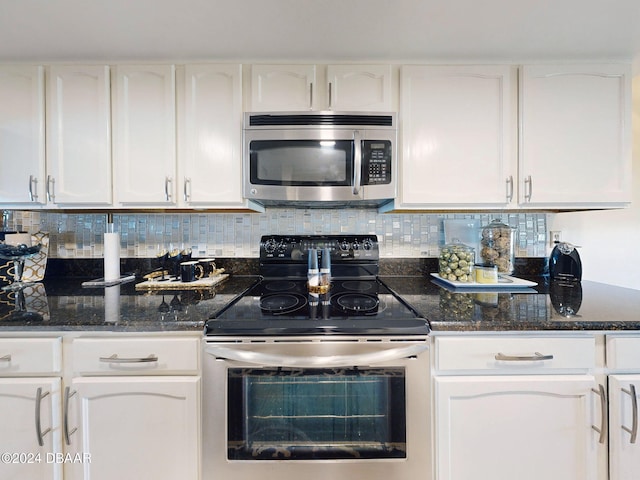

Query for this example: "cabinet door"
[0,377,62,480]
[326,65,392,111]
[179,64,245,207]
[0,66,46,206]
[47,65,112,205]
[434,375,600,480]
[250,65,316,111]
[399,66,516,208]
[67,376,199,480]
[113,65,176,206]
[519,64,631,207]
[609,375,640,480]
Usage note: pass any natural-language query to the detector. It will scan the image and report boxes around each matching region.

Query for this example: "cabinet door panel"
[47,65,112,205]
[519,64,631,206]
[609,375,640,480]
[0,66,46,205]
[181,64,244,206]
[113,65,176,205]
[67,376,199,480]
[327,65,392,111]
[400,66,516,208]
[251,65,315,111]
[434,375,599,480]
[0,378,62,480]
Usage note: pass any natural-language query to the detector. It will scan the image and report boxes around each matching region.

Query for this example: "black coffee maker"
[549,242,582,281]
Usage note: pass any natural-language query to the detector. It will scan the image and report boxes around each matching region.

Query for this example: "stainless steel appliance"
[203,235,430,480]
[243,112,397,207]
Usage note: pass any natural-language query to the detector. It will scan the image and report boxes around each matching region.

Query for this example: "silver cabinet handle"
[591,384,608,444]
[352,130,362,195]
[183,178,191,202]
[495,352,554,361]
[35,387,51,447]
[0,354,11,362]
[99,353,158,363]
[524,175,532,202]
[164,176,173,202]
[46,175,55,202]
[28,175,38,202]
[328,82,333,109]
[63,386,77,446]
[622,384,638,444]
[506,176,514,203]
[309,82,313,110]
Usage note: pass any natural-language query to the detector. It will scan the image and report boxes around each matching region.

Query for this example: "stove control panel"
[260,235,379,262]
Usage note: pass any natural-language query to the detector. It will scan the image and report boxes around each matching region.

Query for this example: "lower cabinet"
[65,376,199,480]
[433,334,601,480]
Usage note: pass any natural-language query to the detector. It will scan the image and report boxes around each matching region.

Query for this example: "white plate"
[430,273,538,289]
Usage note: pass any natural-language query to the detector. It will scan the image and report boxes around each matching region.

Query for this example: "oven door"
[203,338,431,480]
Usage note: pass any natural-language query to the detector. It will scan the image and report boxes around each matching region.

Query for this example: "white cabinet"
[433,335,601,480]
[46,65,112,206]
[326,64,393,111]
[250,64,393,112]
[0,65,46,206]
[66,336,200,480]
[519,64,631,208]
[112,65,177,206]
[606,335,640,480]
[251,65,316,111]
[0,338,63,480]
[398,65,517,209]
[178,64,247,207]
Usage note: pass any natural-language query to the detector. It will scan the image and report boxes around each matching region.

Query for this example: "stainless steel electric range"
[202,235,431,480]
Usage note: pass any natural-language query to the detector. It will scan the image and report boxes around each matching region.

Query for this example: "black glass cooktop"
[205,278,429,336]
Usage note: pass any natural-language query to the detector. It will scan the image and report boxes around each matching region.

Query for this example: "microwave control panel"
[361,140,392,185]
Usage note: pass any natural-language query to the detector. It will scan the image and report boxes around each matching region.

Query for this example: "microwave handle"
[205,343,428,368]
[353,130,362,195]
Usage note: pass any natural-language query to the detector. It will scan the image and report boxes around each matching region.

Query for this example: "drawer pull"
[63,387,77,446]
[495,352,554,362]
[591,384,608,444]
[99,353,158,364]
[0,354,11,362]
[35,388,51,447]
[622,384,638,444]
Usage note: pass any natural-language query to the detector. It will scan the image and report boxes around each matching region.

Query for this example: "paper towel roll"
[104,232,121,282]
[104,284,120,323]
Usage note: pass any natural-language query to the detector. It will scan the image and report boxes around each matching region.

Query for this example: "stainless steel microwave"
[243,112,397,207]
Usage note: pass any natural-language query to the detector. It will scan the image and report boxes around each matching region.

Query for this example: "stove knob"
[264,238,277,254]
[362,239,374,251]
[352,241,360,250]
[340,240,351,252]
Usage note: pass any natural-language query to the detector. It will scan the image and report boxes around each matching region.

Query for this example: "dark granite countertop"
[381,275,640,332]
[0,275,259,332]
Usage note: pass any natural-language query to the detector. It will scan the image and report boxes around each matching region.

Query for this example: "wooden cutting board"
[135,271,229,291]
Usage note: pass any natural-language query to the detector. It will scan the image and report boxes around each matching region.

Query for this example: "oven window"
[249,140,353,186]
[227,367,406,460]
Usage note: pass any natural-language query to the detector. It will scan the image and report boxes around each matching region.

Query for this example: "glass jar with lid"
[438,240,475,283]
[480,220,516,274]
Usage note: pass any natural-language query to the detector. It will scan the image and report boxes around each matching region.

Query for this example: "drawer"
[434,335,595,373]
[0,337,62,375]
[606,335,640,370]
[72,337,200,375]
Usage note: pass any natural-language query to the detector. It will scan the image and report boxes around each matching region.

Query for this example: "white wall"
[550,63,640,290]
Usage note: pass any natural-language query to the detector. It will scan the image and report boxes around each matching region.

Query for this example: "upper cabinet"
[46,65,112,206]
[112,65,177,206]
[398,65,517,209]
[250,64,394,112]
[519,64,632,208]
[0,66,46,206]
[178,64,249,208]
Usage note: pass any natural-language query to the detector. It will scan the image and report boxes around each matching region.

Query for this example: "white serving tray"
[430,273,537,289]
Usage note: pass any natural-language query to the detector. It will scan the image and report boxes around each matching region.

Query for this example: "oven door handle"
[205,343,428,368]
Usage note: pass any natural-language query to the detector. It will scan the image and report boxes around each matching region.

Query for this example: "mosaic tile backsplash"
[7,209,547,259]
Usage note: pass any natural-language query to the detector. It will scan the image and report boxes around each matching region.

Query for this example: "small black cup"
[180,261,203,283]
